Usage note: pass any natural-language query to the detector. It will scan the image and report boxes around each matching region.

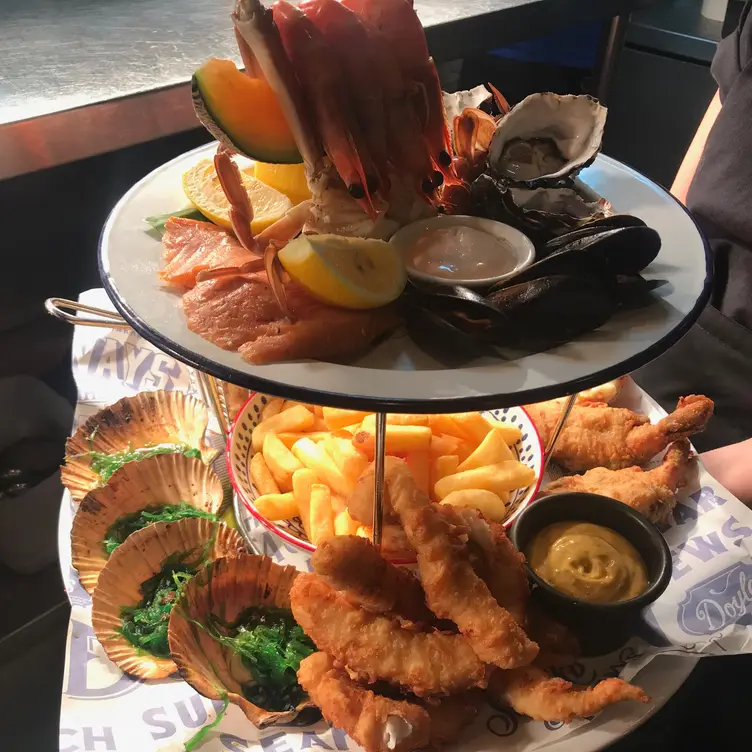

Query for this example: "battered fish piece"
[298,653,431,752]
[348,458,405,526]
[312,536,434,624]
[488,666,648,723]
[290,573,487,696]
[420,692,483,747]
[387,464,539,669]
[524,395,713,472]
[543,439,694,524]
[183,275,400,365]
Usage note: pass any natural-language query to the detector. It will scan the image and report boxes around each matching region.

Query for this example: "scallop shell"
[488,93,607,185]
[71,453,224,595]
[169,554,316,728]
[91,518,244,679]
[62,390,217,501]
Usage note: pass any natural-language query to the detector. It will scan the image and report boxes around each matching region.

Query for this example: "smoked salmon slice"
[159,218,255,290]
[182,275,400,365]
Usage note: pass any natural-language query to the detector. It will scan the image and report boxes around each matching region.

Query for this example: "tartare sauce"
[527,521,649,604]
[405,226,517,281]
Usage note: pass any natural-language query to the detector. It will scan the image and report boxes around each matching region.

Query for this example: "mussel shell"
[487,274,617,348]
[541,214,647,255]
[403,279,508,325]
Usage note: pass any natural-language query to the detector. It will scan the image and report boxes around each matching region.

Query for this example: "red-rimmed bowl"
[227,393,543,563]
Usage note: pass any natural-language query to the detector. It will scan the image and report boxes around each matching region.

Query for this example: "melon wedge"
[192,58,302,164]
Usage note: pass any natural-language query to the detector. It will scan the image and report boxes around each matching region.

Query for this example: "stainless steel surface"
[372,412,387,549]
[542,393,578,475]
[596,14,631,103]
[1,0,646,180]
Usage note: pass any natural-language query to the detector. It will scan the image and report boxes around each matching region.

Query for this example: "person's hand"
[700,438,752,505]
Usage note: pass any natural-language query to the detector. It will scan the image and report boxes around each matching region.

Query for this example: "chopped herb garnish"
[104,504,217,556]
[119,554,196,658]
[145,207,208,236]
[188,606,315,712]
[85,444,202,484]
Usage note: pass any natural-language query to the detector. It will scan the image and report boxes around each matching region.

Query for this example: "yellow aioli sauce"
[405,226,517,281]
[527,521,649,604]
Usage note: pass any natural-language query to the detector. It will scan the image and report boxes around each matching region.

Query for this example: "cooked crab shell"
[91,518,244,679]
[169,554,317,728]
[71,453,224,595]
[62,390,218,501]
[487,93,607,185]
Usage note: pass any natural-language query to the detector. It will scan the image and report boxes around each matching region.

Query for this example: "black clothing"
[635,2,752,450]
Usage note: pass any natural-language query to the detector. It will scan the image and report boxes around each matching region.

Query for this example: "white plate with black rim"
[99,142,711,411]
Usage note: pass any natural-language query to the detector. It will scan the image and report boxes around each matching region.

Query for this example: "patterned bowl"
[227,393,544,560]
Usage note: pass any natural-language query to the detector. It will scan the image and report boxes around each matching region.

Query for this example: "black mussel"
[403,303,501,366]
[487,274,617,349]
[615,275,668,310]
[403,279,508,326]
[541,214,647,255]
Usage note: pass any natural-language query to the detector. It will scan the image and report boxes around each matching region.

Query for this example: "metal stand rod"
[194,371,230,441]
[595,13,629,105]
[372,412,387,549]
[542,393,578,474]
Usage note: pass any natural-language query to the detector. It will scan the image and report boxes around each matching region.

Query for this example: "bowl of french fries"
[227,393,543,560]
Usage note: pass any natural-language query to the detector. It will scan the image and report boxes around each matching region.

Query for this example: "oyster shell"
[91,518,244,679]
[169,554,318,728]
[488,93,607,185]
[470,173,611,242]
[71,453,224,595]
[62,390,218,501]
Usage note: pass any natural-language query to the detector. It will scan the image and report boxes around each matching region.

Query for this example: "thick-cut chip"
[334,508,360,535]
[486,417,523,445]
[450,412,493,445]
[292,468,318,539]
[261,397,284,421]
[281,400,309,412]
[429,434,462,458]
[309,484,334,544]
[322,407,370,431]
[353,425,432,456]
[457,429,514,473]
[254,492,298,520]
[361,414,430,430]
[250,452,280,495]
[263,432,303,491]
[276,431,331,449]
[440,489,508,522]
[292,438,353,496]
[252,405,314,451]
[428,415,470,441]
[431,455,459,491]
[434,462,536,500]
[406,451,430,495]
[324,435,368,481]
[312,405,324,418]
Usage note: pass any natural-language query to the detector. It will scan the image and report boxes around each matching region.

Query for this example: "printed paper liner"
[71,453,225,594]
[91,518,244,679]
[168,553,316,728]
[62,390,218,501]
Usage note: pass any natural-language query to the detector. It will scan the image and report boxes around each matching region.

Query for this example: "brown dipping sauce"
[526,521,649,604]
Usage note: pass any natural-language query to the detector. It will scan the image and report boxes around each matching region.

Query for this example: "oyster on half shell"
[488,93,607,185]
[169,554,318,728]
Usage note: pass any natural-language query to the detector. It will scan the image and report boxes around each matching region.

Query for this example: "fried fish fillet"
[298,653,432,752]
[488,666,648,723]
[311,536,434,624]
[386,464,538,669]
[524,395,713,472]
[290,573,487,696]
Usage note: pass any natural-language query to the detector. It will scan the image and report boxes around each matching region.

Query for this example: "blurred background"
[0,0,746,748]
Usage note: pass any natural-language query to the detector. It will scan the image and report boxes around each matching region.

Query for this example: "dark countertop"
[1,0,645,180]
[628,0,724,63]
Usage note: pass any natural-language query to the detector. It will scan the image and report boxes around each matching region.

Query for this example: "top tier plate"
[100,143,711,412]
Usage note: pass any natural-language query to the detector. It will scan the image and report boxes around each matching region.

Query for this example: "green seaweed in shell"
[104,504,217,556]
[84,443,202,484]
[119,553,196,658]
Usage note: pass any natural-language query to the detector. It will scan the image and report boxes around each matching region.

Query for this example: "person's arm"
[701,438,752,505]
[670,90,722,204]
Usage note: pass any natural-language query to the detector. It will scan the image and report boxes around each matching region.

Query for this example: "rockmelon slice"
[192,58,302,164]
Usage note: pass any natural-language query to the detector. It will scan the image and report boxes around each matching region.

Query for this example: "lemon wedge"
[278,235,407,309]
[182,159,292,234]
[254,162,312,205]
